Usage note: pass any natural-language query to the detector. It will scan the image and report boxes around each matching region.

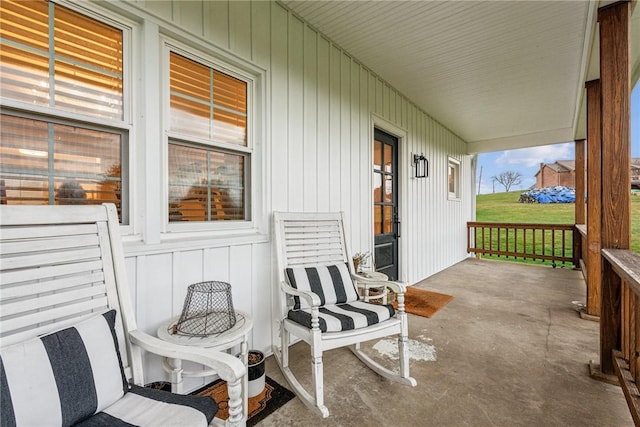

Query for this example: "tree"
[492,170,523,192]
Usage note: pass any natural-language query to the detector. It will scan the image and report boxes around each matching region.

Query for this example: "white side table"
[354,271,389,304]
[157,310,253,420]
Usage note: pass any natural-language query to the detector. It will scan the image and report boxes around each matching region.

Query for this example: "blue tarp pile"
[519,186,576,204]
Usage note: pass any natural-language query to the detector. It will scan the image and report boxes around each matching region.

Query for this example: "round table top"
[157,310,253,349]
[355,271,388,282]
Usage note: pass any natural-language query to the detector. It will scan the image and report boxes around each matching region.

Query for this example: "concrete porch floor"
[258,258,633,426]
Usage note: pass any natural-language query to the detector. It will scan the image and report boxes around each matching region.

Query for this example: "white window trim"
[160,37,267,239]
[448,156,462,201]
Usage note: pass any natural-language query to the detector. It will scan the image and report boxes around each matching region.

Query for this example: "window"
[448,157,461,200]
[167,51,249,222]
[0,0,128,221]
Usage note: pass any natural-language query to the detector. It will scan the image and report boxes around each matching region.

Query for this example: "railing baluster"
[482,227,486,254]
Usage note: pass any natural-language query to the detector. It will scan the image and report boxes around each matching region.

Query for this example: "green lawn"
[475,192,640,255]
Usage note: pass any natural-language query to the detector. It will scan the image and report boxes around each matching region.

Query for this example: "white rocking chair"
[0,204,246,426]
[272,211,416,417]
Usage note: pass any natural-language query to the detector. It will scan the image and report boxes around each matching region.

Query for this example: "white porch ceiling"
[282,1,637,154]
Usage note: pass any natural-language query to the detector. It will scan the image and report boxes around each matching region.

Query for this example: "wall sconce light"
[413,153,428,178]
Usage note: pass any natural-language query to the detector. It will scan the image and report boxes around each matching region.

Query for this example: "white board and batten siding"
[87,0,475,384]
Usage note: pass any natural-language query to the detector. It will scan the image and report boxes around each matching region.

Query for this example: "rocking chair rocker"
[272,211,416,417]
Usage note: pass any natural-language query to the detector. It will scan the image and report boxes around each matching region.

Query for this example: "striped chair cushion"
[74,385,217,427]
[0,310,128,427]
[287,300,396,332]
[285,263,359,310]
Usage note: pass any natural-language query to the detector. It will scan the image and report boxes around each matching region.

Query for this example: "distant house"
[632,159,640,189]
[535,159,640,189]
[535,160,576,188]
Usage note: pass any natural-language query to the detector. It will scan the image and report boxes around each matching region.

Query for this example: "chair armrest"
[385,281,407,294]
[352,274,407,294]
[280,281,321,307]
[128,329,246,382]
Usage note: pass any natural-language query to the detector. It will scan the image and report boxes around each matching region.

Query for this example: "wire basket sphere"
[175,281,236,336]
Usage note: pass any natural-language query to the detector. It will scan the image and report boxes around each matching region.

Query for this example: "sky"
[476,84,640,194]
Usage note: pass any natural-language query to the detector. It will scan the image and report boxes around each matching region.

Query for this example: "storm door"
[373,128,400,280]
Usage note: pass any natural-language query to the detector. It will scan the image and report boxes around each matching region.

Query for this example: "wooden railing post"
[573,225,582,269]
[575,139,586,226]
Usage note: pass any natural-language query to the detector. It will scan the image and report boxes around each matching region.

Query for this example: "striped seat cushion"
[0,310,128,427]
[286,263,359,310]
[74,385,217,427]
[287,300,396,332]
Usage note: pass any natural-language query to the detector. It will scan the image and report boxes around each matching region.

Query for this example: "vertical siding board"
[368,73,376,116]
[410,104,418,279]
[389,90,396,123]
[303,25,318,211]
[144,1,173,20]
[375,78,383,115]
[251,1,271,69]
[134,256,147,331]
[270,4,288,212]
[316,36,331,210]
[140,253,173,331]
[396,92,403,128]
[125,257,137,315]
[172,250,204,315]
[177,1,204,37]
[206,0,230,49]
[287,15,304,211]
[229,245,253,313]
[350,58,361,249]
[251,243,271,350]
[203,247,231,282]
[328,45,342,211]
[425,109,433,276]
[419,113,427,280]
[340,53,351,214]
[360,64,370,252]
[229,1,252,60]
[383,84,390,119]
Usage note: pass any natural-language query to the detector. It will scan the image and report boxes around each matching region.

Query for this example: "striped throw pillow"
[285,263,359,310]
[0,310,128,427]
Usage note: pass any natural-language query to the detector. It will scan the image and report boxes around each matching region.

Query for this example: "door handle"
[394,220,401,238]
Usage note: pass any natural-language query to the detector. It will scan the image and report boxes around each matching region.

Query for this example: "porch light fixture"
[413,153,428,178]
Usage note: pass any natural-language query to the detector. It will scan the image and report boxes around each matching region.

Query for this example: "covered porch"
[1,0,639,425]
[262,258,632,426]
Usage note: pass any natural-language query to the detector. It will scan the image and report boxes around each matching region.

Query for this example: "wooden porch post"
[575,139,586,226]
[585,81,602,319]
[597,0,631,377]
[574,139,586,271]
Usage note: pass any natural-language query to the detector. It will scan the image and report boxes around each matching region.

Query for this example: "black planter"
[248,350,265,397]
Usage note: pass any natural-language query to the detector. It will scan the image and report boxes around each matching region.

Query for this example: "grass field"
[475,192,640,264]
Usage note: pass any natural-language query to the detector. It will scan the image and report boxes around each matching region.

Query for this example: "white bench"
[0,204,246,426]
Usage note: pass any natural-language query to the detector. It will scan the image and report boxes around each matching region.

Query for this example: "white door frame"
[370,113,409,283]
